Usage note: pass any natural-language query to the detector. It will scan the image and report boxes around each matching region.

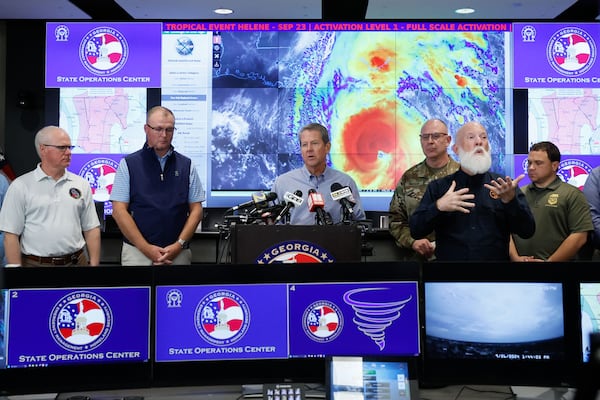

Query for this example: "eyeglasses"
[147,124,176,135]
[43,144,75,152]
[419,132,448,141]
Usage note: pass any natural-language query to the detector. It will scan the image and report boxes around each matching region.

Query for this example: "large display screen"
[0,265,154,396]
[425,281,565,361]
[151,262,421,387]
[420,263,578,387]
[512,22,600,190]
[43,21,600,214]
[5,287,151,368]
[512,87,600,189]
[155,281,419,362]
[45,21,513,212]
[288,282,419,358]
[156,283,290,362]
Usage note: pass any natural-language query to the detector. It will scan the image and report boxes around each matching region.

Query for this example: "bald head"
[455,122,485,144]
[34,126,70,158]
[421,119,448,135]
[419,119,451,166]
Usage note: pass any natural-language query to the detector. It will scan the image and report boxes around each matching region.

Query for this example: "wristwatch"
[177,238,190,249]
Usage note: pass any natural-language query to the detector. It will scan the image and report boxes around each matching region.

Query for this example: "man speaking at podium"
[271,123,365,225]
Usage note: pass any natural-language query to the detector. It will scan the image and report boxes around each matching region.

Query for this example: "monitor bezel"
[420,262,580,388]
[0,267,154,396]
[152,262,421,387]
[573,265,600,368]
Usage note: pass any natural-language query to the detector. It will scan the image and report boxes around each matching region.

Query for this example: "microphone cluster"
[223,191,280,225]
[221,182,358,227]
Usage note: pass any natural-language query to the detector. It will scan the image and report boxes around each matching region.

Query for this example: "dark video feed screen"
[424,282,565,361]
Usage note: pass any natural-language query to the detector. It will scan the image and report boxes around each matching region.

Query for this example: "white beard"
[458,146,492,175]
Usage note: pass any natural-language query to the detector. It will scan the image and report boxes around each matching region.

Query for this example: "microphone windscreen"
[265,192,278,201]
[307,191,325,211]
[252,192,267,203]
[330,182,343,191]
[284,191,303,206]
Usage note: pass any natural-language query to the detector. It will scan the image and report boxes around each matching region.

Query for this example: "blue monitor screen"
[156,283,289,361]
[5,287,151,368]
[0,267,154,396]
[152,262,421,387]
[288,282,419,358]
[155,281,419,362]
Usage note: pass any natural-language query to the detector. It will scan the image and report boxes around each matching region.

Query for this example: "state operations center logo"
[546,26,596,77]
[79,26,129,76]
[302,300,343,343]
[49,291,113,352]
[79,158,119,202]
[194,290,250,346]
[558,159,592,190]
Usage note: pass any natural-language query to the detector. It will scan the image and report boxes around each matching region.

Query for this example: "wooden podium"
[230,224,362,264]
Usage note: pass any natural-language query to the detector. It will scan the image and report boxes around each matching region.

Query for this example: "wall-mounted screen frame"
[421,262,580,388]
[0,267,153,396]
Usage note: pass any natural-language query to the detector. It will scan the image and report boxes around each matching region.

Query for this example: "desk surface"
[3,385,584,400]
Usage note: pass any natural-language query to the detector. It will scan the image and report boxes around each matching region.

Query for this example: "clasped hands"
[436,174,525,213]
[145,243,181,265]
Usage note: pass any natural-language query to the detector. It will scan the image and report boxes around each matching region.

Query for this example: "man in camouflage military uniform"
[388,119,459,260]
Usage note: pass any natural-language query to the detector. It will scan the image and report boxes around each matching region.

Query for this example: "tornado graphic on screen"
[343,287,412,350]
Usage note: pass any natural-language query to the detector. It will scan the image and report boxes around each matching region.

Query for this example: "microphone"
[275,190,303,223]
[257,203,286,225]
[229,192,277,212]
[307,189,332,225]
[330,182,355,215]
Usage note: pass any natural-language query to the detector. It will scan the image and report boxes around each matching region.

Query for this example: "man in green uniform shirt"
[388,118,460,260]
[510,141,593,262]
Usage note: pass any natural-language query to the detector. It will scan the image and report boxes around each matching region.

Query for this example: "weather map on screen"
[47,22,512,211]
[211,30,510,208]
